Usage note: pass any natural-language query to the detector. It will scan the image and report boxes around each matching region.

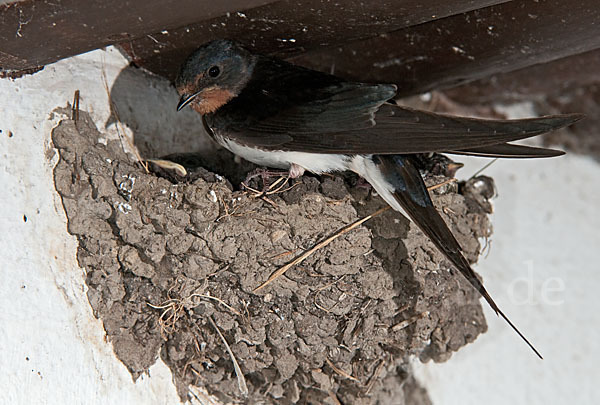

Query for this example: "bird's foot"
[242,167,302,207]
[243,168,289,190]
[243,163,305,190]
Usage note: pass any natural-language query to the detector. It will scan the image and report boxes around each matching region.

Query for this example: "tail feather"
[359,154,542,359]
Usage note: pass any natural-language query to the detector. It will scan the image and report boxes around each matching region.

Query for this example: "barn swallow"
[175,39,583,358]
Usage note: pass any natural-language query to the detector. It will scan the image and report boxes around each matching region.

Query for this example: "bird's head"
[175,39,256,114]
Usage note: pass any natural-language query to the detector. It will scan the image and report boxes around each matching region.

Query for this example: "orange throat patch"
[191,87,235,115]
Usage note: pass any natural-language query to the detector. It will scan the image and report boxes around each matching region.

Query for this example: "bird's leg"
[243,163,307,195]
[244,168,290,191]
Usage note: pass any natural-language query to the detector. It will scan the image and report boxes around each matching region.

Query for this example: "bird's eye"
[208,66,221,77]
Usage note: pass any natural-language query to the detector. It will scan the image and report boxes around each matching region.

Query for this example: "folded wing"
[209,75,582,154]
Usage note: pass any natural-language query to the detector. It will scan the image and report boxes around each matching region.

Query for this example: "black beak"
[177,92,200,111]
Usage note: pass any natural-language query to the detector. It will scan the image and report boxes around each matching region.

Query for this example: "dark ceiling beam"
[0,0,275,71]
[1,0,509,74]
[443,48,600,105]
[1,0,599,100]
[289,0,600,96]
[117,0,511,80]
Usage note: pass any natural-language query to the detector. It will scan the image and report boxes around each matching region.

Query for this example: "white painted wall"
[1,47,598,404]
[0,48,186,405]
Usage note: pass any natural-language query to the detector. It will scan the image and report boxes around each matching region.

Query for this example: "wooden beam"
[0,0,275,71]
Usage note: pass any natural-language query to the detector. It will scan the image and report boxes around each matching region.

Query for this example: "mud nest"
[52,109,493,404]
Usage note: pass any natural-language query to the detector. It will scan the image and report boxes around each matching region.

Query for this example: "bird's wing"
[367,154,542,358]
[273,104,581,154]
[209,77,582,154]
[209,80,398,146]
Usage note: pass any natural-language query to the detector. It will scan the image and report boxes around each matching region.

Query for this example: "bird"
[175,39,583,359]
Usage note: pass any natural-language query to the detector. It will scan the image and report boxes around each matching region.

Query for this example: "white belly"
[214,133,412,220]
[219,136,351,174]
[217,135,410,218]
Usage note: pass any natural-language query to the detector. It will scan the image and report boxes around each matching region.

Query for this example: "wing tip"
[448,145,566,158]
[538,112,585,130]
[547,148,567,158]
